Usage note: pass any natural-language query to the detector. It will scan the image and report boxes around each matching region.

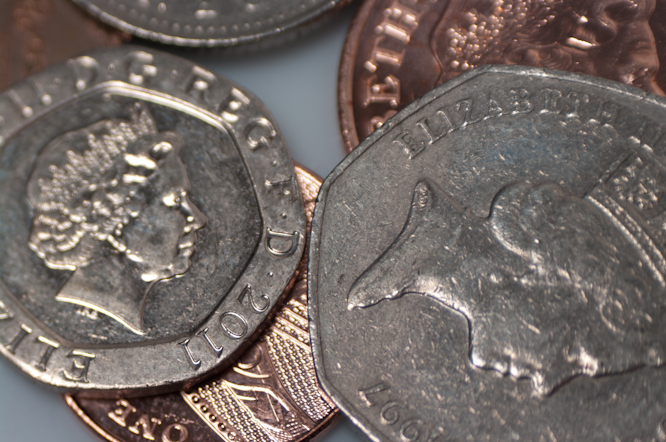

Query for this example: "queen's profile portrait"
[27,103,207,335]
[349,150,666,394]
[432,0,664,96]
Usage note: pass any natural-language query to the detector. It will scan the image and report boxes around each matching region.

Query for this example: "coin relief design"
[339,0,666,150]
[184,285,336,442]
[66,166,338,442]
[28,104,207,334]
[0,47,306,393]
[70,0,351,47]
[312,65,666,441]
[433,0,663,93]
[349,177,666,396]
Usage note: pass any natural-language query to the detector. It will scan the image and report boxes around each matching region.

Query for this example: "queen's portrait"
[27,103,207,335]
[432,0,664,96]
[349,150,666,394]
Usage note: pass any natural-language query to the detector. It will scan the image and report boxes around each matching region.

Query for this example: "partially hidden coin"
[338,0,666,151]
[65,165,339,442]
[0,46,306,395]
[312,65,666,441]
[0,0,128,91]
[69,0,352,48]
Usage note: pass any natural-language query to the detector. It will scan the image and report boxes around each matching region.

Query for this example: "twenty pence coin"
[0,46,306,395]
[338,0,666,151]
[313,65,666,441]
[65,165,339,442]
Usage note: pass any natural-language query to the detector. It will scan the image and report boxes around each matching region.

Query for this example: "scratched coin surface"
[65,165,339,442]
[339,0,666,151]
[0,0,128,91]
[0,46,306,395]
[312,65,666,441]
[70,0,351,48]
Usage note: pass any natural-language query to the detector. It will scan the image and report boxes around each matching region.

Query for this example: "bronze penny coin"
[0,0,128,90]
[65,164,338,442]
[339,0,666,152]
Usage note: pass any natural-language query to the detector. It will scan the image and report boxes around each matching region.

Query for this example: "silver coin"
[0,46,306,395]
[309,65,666,441]
[70,0,351,47]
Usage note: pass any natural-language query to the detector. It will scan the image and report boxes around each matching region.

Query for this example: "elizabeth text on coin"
[313,65,666,441]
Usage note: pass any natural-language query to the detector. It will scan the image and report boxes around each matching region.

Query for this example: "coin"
[338,0,666,151]
[0,46,306,395]
[65,165,338,442]
[312,65,666,441]
[0,0,128,91]
[70,0,352,48]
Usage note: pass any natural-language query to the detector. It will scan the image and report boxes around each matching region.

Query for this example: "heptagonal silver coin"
[70,0,351,47]
[0,46,306,395]
[309,65,666,441]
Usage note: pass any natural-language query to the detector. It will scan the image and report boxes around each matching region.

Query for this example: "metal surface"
[0,0,128,91]
[339,0,666,151]
[70,0,352,48]
[0,10,367,442]
[312,65,666,441]
[65,165,340,442]
[0,46,306,395]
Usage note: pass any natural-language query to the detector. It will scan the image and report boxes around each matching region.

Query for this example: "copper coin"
[64,164,338,442]
[0,0,128,90]
[339,0,666,152]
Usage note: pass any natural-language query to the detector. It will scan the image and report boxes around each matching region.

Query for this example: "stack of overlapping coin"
[2,1,666,442]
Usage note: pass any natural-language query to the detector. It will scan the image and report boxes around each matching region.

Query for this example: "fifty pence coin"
[0,0,128,90]
[70,0,352,48]
[0,46,306,395]
[65,165,339,442]
[312,65,666,441]
[338,0,666,151]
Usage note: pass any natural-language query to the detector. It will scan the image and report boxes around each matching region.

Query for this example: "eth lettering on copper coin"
[66,165,339,442]
[70,0,352,48]
[311,65,666,441]
[0,46,306,395]
[338,0,666,151]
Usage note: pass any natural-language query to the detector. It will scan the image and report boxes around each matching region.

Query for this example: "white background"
[0,7,370,442]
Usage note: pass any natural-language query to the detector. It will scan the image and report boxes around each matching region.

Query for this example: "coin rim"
[0,45,306,395]
[310,64,658,442]
[64,164,341,442]
[337,0,376,153]
[70,0,353,47]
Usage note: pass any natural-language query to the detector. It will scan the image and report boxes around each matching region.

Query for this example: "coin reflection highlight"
[433,0,664,95]
[27,103,207,335]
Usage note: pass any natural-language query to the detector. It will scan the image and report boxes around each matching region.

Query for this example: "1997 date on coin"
[359,383,444,442]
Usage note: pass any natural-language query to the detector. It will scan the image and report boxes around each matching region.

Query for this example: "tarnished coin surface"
[0,0,128,91]
[339,0,666,151]
[0,46,306,395]
[312,65,666,441]
[70,0,351,47]
[65,165,339,442]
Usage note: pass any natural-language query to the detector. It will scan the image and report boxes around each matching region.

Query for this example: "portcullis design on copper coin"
[66,166,339,442]
[312,65,666,441]
[0,46,306,395]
